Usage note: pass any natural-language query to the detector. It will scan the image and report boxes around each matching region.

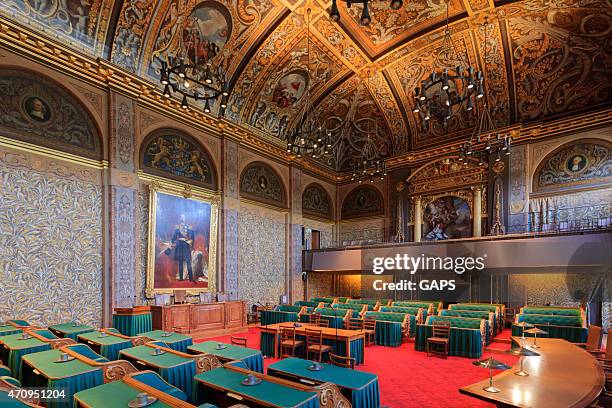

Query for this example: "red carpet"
[195,328,518,408]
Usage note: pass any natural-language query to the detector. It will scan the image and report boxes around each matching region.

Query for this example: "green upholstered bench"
[333,303,367,317]
[520,306,583,316]
[512,313,587,343]
[276,305,303,313]
[379,306,426,323]
[347,299,382,309]
[449,303,504,330]
[295,300,325,308]
[313,307,351,328]
[426,316,490,345]
[391,301,442,316]
[439,309,497,336]
[364,311,413,346]
[311,297,338,304]
[415,322,484,359]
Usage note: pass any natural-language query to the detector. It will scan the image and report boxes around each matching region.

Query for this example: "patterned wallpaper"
[0,150,103,326]
[308,273,333,299]
[509,273,610,327]
[339,217,386,244]
[237,204,287,311]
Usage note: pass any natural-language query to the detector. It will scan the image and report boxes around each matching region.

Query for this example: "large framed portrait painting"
[146,185,218,296]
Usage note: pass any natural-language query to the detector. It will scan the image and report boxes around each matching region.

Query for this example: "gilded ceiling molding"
[406,156,488,195]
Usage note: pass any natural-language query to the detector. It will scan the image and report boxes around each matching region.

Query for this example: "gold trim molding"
[0,134,108,169]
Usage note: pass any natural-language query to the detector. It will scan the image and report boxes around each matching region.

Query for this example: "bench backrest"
[521,307,582,316]
[426,316,484,330]
[364,311,408,324]
[516,314,584,327]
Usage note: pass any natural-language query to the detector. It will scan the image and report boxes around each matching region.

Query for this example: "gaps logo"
[372,254,486,275]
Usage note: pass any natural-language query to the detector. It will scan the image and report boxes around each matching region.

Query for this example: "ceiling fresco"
[1,0,611,171]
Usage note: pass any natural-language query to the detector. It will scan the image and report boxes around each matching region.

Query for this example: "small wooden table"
[459,337,605,408]
[258,322,366,364]
[112,306,152,336]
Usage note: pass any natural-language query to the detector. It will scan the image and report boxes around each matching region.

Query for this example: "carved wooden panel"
[191,303,225,331]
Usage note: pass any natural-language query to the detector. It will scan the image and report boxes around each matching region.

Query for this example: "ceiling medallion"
[159,52,230,115]
[286,8,332,159]
[412,0,483,129]
[330,0,403,26]
[458,17,512,165]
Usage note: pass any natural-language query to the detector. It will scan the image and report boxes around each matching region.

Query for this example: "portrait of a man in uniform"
[150,191,214,291]
[172,214,195,282]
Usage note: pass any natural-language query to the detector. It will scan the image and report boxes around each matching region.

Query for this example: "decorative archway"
[139,128,218,190]
[302,183,333,219]
[532,138,611,194]
[341,185,384,219]
[239,161,287,208]
[0,67,102,160]
[407,156,487,240]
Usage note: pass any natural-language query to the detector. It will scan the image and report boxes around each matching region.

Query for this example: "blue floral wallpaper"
[238,204,286,310]
[0,150,103,327]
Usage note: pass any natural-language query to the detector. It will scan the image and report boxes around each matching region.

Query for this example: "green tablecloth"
[511,324,587,343]
[374,321,403,347]
[268,358,380,408]
[119,345,196,401]
[259,333,364,365]
[261,310,299,325]
[20,349,103,408]
[415,325,482,358]
[193,367,319,407]
[73,380,175,408]
[0,333,52,376]
[139,330,193,353]
[112,313,152,336]
[77,332,132,360]
[48,323,95,341]
[0,325,21,337]
[188,341,264,373]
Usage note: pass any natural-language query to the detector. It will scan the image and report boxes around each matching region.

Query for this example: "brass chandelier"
[412,0,483,128]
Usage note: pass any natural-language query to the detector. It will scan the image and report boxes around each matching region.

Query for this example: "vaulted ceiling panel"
[1,0,610,171]
[0,0,114,55]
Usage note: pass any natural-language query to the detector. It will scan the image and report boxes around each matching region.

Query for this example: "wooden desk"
[459,337,604,408]
[259,323,366,364]
[151,301,246,336]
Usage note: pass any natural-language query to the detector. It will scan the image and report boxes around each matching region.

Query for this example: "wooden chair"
[329,353,355,369]
[305,328,332,362]
[310,313,330,328]
[280,326,303,358]
[426,321,451,358]
[364,317,376,346]
[590,330,611,362]
[347,318,365,331]
[230,336,247,348]
[577,325,603,351]
[173,290,186,304]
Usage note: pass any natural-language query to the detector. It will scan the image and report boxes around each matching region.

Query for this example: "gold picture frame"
[145,179,219,298]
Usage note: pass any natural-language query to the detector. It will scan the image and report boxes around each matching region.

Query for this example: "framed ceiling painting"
[146,182,219,297]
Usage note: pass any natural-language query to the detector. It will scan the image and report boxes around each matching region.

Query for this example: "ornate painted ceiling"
[1,0,611,172]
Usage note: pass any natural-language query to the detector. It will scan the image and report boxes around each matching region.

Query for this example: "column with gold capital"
[473,186,482,237]
[413,196,422,242]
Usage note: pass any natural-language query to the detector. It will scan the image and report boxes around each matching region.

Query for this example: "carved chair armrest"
[0,378,42,407]
[313,382,352,408]
[101,360,139,383]
[48,338,77,349]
